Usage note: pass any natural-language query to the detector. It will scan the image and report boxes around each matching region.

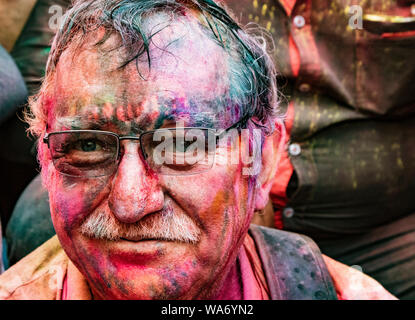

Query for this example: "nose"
[108,141,164,223]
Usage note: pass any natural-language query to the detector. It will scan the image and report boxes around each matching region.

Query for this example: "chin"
[66,241,206,300]
[89,269,201,300]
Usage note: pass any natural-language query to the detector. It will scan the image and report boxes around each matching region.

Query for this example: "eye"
[76,139,102,152]
[174,138,193,152]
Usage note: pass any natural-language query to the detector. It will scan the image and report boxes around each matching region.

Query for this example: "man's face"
[43,14,258,299]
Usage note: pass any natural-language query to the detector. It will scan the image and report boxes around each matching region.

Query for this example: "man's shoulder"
[248,224,323,257]
[249,224,338,300]
[0,235,68,300]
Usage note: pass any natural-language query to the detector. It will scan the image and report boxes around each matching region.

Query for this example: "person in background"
[223,0,415,299]
[0,43,29,273]
[0,0,70,264]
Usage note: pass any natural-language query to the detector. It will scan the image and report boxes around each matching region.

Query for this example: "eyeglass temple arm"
[43,132,50,146]
[215,113,252,141]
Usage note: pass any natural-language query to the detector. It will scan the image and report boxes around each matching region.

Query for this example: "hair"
[26,0,281,138]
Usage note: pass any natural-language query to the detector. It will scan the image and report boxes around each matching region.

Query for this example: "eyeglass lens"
[47,129,216,177]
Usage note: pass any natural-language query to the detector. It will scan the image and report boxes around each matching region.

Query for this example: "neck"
[210,258,242,300]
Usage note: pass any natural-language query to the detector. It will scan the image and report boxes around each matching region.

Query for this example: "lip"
[112,237,178,249]
[106,238,186,267]
[119,237,178,242]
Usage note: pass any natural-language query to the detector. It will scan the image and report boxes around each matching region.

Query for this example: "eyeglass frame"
[42,113,252,176]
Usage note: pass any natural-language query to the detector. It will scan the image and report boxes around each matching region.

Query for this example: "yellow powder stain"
[266,21,272,30]
[397,158,404,169]
[364,14,415,24]
[253,0,258,9]
[261,4,267,16]
[69,103,78,117]
[344,5,350,15]
[102,102,113,119]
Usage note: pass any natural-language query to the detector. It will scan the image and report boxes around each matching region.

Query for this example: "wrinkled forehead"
[50,11,235,132]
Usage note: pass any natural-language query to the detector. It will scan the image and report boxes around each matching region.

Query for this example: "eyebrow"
[54,116,84,130]
[54,95,234,131]
[155,96,231,128]
[154,110,218,129]
[54,115,126,130]
[54,113,221,135]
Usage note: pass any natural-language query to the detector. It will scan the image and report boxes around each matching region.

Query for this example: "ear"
[254,120,286,211]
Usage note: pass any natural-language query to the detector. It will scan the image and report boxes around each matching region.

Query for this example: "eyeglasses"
[43,114,250,178]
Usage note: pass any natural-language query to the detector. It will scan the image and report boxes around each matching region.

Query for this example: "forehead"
[51,12,232,130]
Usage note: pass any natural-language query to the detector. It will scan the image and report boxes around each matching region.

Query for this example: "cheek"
[177,168,250,252]
[207,172,253,256]
[49,174,111,235]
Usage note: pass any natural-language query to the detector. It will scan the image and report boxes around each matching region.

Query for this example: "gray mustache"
[79,206,201,244]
